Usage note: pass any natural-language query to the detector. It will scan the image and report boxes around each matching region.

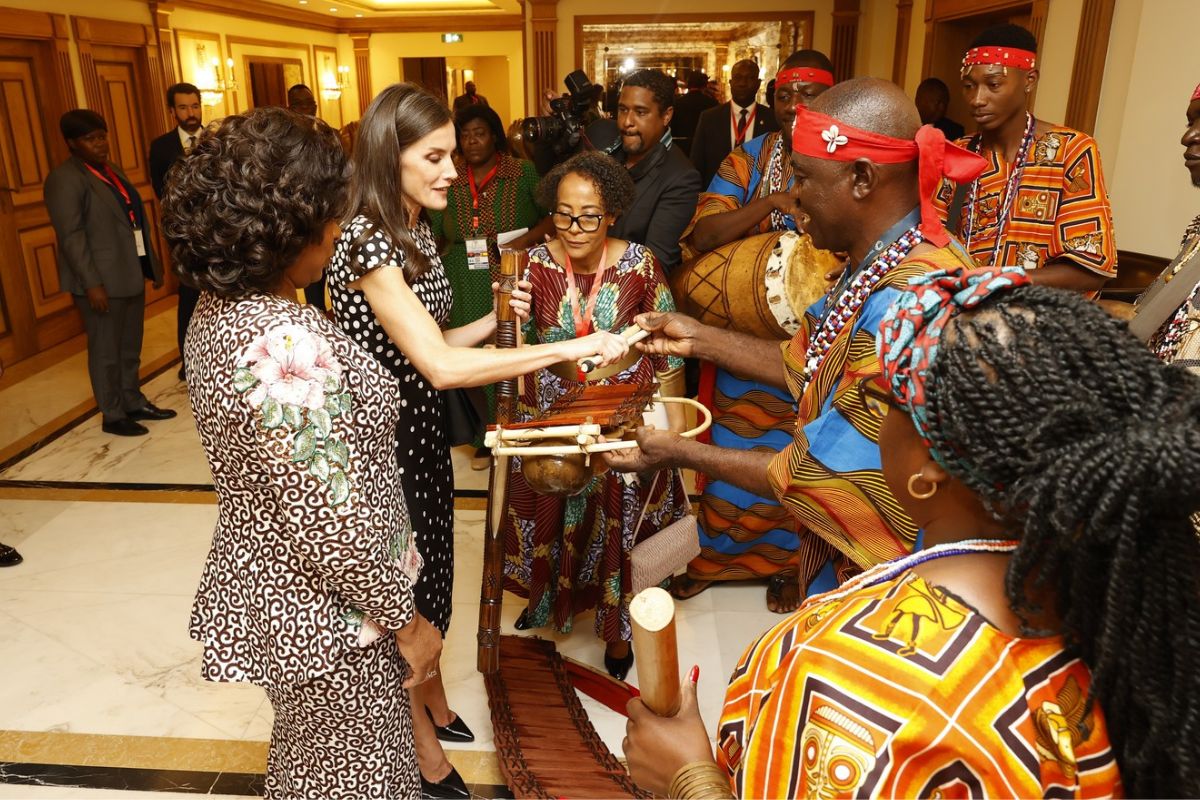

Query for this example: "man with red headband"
[1130,82,1200,370]
[607,77,985,605]
[933,23,1116,290]
[672,50,836,614]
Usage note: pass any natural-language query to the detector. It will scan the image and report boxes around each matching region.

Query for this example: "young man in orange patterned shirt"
[933,23,1117,292]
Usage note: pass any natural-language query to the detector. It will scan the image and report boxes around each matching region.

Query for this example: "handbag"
[630,469,699,594]
[443,386,487,447]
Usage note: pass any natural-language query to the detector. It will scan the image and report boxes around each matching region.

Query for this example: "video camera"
[522,70,597,158]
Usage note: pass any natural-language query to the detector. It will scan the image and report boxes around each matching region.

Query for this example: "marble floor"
[0,306,781,798]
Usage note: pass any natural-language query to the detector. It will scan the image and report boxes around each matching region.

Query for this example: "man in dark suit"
[610,69,702,274]
[45,110,175,436]
[689,59,778,189]
[671,71,718,156]
[915,77,965,141]
[149,82,203,380]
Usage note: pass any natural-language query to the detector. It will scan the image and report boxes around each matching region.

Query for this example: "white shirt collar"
[177,126,198,150]
[730,100,754,118]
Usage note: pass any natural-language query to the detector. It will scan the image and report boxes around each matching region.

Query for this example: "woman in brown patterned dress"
[502,152,690,680]
[324,83,629,798]
[164,107,441,798]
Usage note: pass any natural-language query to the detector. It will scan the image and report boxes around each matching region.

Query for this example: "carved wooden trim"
[529,0,557,99]
[341,14,523,33]
[351,33,371,116]
[150,2,179,104]
[1064,0,1115,134]
[892,0,913,86]
[831,0,861,83]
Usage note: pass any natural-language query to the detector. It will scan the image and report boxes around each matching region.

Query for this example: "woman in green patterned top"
[429,106,552,465]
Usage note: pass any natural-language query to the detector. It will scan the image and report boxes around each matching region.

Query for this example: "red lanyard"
[733,106,755,146]
[467,161,499,232]
[84,162,136,227]
[563,240,609,337]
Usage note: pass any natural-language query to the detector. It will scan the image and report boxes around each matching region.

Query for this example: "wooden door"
[0,37,74,367]
[89,43,173,306]
[249,61,287,107]
[402,57,448,101]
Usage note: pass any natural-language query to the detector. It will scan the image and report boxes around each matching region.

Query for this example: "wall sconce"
[321,64,350,101]
[196,43,237,107]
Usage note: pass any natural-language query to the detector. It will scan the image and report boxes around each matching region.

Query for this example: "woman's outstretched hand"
[624,667,717,796]
[561,330,629,367]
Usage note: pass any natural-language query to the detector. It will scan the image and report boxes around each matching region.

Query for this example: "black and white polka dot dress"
[327,215,455,634]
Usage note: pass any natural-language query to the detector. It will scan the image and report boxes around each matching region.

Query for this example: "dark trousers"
[73,293,148,424]
[177,284,201,377]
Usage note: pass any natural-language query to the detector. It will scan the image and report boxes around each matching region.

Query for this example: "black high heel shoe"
[514,608,532,630]
[604,645,635,681]
[427,707,475,743]
[420,765,469,800]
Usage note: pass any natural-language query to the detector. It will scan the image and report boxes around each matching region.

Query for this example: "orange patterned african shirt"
[717,569,1123,798]
[933,123,1116,277]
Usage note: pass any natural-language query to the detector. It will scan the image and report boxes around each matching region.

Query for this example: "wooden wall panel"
[20,225,69,318]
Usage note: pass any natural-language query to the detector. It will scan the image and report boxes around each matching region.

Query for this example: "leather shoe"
[513,608,533,630]
[420,766,469,799]
[604,645,634,682]
[427,708,475,743]
[0,544,22,567]
[128,403,177,421]
[102,418,149,436]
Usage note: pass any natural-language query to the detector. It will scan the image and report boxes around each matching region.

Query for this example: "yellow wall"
[1097,0,1200,258]
[368,30,525,126]
[167,7,350,129]
[855,0,899,81]
[445,55,513,123]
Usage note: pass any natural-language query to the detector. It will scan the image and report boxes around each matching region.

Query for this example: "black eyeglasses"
[550,211,605,232]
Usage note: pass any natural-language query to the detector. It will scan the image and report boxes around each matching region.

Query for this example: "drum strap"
[1129,235,1200,341]
[945,180,970,237]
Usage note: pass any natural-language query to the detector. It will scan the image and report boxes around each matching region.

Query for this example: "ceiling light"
[329,6,337,11]
[299,1,307,4]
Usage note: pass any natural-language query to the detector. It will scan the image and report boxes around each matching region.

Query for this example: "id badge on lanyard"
[466,237,490,270]
[133,226,147,257]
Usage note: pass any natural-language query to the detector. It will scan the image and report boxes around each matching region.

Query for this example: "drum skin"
[670,230,838,339]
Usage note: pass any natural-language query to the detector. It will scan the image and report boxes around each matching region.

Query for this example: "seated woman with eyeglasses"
[501,151,690,679]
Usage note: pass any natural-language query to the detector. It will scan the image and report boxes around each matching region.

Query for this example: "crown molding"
[165,0,522,34]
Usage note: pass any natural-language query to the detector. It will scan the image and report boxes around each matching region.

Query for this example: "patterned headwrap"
[1192,82,1200,102]
[877,266,1031,472]
[790,105,988,247]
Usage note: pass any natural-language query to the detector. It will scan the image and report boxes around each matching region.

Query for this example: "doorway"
[245,56,305,108]
[921,1,1045,127]
[576,12,813,111]
[402,57,449,102]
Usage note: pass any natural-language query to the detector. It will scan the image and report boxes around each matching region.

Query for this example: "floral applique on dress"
[233,323,356,507]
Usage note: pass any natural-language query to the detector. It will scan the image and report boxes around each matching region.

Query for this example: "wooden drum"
[670,230,839,339]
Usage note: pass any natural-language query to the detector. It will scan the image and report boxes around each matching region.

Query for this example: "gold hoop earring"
[907,473,938,500]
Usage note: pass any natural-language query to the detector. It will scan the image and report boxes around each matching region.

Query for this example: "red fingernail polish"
[688,665,699,683]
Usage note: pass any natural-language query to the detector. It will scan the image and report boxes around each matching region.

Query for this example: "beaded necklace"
[763,132,791,232]
[800,224,924,392]
[963,112,1036,265]
[811,538,1020,608]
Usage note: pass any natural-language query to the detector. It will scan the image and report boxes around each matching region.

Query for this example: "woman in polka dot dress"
[325,83,629,798]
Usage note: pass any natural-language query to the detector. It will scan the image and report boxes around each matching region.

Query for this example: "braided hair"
[924,284,1200,795]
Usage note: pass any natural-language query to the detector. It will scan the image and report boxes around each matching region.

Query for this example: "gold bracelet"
[668,761,735,799]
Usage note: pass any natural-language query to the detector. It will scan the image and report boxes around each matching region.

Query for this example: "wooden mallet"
[629,586,681,716]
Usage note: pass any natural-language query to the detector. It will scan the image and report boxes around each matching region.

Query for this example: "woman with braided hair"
[623,265,1198,797]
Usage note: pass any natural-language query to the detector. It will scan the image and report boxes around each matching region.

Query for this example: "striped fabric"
[716,570,1122,797]
[933,124,1116,277]
[766,245,975,584]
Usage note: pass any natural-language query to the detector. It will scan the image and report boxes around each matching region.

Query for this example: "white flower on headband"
[822,125,848,153]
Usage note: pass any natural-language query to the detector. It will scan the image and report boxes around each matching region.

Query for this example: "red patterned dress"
[501,241,688,643]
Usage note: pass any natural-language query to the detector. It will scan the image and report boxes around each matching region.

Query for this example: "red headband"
[790,105,988,247]
[962,46,1036,71]
[775,66,834,88]
[1192,82,1200,102]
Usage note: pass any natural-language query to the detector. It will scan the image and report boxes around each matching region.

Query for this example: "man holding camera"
[610,69,702,274]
